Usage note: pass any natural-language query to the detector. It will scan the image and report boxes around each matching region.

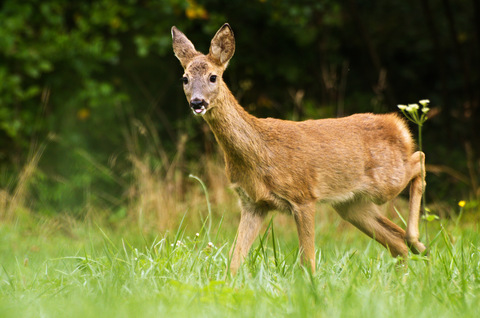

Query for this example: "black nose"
[190,99,205,109]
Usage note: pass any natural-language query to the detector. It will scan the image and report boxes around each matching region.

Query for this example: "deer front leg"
[292,203,316,272]
[229,202,266,275]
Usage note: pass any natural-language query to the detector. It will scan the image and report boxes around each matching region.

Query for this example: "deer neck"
[204,83,265,165]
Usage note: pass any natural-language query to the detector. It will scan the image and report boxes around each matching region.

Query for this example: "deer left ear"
[209,23,235,68]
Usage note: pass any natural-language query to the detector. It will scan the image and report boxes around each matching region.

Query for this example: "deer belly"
[233,184,293,213]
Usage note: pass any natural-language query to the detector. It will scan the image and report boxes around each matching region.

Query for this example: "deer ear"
[172,26,198,68]
[209,23,235,68]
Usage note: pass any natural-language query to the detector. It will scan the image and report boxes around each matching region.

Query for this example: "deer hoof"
[406,238,427,255]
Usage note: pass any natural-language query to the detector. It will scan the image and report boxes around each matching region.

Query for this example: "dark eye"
[181,76,188,85]
[209,75,217,83]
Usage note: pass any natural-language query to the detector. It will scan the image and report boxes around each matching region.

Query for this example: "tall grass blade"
[189,174,212,240]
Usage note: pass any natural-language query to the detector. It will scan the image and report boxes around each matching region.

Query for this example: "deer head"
[172,24,235,116]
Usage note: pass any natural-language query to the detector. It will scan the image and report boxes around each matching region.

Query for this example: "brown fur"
[172,24,426,274]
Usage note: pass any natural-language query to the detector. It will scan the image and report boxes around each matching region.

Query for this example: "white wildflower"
[408,103,419,111]
[207,242,214,248]
[397,104,407,110]
[419,99,430,107]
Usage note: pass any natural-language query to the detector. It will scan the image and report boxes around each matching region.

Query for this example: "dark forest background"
[1,0,479,221]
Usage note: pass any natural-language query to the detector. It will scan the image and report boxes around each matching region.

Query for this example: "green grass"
[1,213,480,318]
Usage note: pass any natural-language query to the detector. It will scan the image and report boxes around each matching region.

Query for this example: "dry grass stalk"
[1,142,45,221]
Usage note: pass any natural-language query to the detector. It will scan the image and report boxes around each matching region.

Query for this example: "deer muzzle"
[190,98,208,116]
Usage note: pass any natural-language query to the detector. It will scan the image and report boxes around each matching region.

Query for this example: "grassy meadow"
[2,202,480,317]
[1,146,480,318]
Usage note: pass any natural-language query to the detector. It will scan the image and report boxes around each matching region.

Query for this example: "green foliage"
[0,0,478,213]
[0,0,192,211]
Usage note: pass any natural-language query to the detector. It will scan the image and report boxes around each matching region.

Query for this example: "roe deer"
[171,23,426,274]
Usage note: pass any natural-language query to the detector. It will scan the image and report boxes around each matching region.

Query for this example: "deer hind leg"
[229,199,267,275]
[334,200,408,258]
[405,151,427,254]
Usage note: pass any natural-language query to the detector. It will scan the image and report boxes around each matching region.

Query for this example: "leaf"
[422,213,439,222]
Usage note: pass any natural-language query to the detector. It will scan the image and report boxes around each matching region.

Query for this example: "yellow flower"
[458,200,466,208]
[77,108,90,120]
[186,0,208,20]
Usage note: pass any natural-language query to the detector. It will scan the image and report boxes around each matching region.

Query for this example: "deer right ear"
[172,26,198,68]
